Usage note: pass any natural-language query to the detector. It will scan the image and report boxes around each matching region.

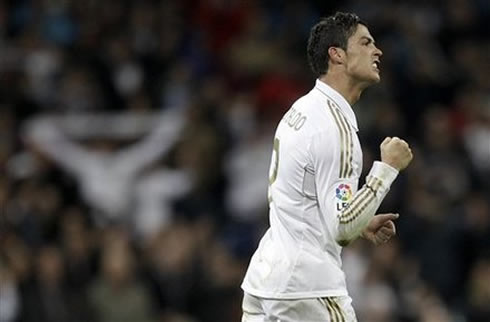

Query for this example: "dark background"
[0,0,489,321]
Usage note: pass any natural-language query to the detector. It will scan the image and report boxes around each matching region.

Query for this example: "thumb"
[375,213,399,223]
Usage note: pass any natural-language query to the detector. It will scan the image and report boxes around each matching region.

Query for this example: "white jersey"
[241,79,399,299]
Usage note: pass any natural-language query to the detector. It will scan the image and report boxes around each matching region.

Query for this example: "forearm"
[23,117,90,174]
[336,161,398,245]
[44,113,159,139]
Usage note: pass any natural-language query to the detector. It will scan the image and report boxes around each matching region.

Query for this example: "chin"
[368,72,381,84]
[355,71,381,86]
[361,77,380,87]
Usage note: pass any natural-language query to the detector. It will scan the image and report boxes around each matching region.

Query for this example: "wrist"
[380,160,400,172]
[369,161,399,185]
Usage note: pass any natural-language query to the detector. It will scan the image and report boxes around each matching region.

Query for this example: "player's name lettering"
[282,107,307,131]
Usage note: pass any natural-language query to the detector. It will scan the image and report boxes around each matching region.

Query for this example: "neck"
[319,73,368,106]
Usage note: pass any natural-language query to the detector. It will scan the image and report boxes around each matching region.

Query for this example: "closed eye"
[360,36,375,46]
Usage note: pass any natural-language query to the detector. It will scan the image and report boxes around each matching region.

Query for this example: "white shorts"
[242,292,357,322]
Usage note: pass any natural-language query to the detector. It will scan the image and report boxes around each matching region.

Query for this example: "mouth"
[372,60,380,72]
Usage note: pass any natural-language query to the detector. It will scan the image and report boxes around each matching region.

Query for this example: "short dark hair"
[307,12,366,77]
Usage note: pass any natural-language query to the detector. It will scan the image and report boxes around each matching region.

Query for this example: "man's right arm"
[335,160,399,245]
[312,135,413,246]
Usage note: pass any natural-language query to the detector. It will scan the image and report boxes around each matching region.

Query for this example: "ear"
[328,47,345,65]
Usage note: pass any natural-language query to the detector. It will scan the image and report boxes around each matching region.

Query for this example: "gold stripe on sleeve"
[342,194,375,224]
[371,177,383,194]
[328,101,347,178]
[327,99,354,179]
[332,107,353,178]
[337,187,370,221]
[339,176,378,224]
[340,190,375,224]
[340,176,385,224]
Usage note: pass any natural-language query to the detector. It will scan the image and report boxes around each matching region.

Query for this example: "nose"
[375,46,383,57]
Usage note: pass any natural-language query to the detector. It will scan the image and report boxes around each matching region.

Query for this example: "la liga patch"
[335,183,352,202]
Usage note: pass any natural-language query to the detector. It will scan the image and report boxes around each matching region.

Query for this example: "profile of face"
[343,24,383,84]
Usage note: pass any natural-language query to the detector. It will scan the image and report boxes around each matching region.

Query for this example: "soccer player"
[241,12,413,321]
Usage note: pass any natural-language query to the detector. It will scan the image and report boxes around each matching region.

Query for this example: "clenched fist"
[380,137,413,171]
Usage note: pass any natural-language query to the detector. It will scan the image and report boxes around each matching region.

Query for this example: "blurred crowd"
[0,0,489,322]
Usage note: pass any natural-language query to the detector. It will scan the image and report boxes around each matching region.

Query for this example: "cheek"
[349,54,371,74]
[347,55,364,73]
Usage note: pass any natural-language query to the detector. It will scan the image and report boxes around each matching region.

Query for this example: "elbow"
[335,222,362,246]
[336,238,351,247]
[335,227,353,247]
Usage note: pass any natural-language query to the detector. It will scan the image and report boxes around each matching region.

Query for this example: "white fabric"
[242,292,357,322]
[134,169,192,240]
[242,80,398,299]
[225,133,273,221]
[24,109,184,222]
